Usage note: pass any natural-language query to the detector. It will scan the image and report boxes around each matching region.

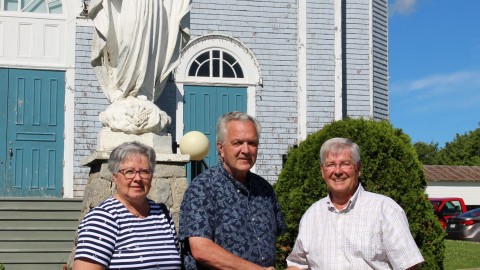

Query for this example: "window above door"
[189,49,244,79]
[2,0,62,14]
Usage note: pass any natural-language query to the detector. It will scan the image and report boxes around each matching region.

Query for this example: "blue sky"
[388,0,480,147]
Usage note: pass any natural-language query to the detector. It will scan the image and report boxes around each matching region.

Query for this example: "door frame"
[174,34,262,157]
[2,68,65,197]
[0,0,77,197]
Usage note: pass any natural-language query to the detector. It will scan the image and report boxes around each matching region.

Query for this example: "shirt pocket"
[344,217,383,261]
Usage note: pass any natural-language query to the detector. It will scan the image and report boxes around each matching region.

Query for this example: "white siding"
[426,182,480,206]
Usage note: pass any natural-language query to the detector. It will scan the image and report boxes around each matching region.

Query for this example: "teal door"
[0,68,65,197]
[184,85,247,181]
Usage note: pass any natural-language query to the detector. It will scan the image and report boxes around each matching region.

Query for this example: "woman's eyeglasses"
[117,169,152,180]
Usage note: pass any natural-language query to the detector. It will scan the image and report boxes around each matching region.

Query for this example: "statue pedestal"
[95,127,174,154]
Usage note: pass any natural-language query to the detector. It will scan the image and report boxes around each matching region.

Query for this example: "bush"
[274,118,445,269]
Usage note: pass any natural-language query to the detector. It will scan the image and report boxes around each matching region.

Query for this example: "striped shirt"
[75,197,181,270]
[287,185,424,270]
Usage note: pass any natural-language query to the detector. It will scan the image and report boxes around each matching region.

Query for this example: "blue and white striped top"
[75,197,181,270]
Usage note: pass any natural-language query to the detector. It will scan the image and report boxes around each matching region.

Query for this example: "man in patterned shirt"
[286,137,424,270]
[180,111,286,270]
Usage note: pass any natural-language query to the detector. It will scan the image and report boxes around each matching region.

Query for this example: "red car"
[429,197,468,229]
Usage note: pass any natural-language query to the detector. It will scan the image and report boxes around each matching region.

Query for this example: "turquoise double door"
[0,68,65,197]
[183,85,247,181]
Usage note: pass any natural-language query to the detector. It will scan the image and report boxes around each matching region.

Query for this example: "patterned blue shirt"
[179,163,286,269]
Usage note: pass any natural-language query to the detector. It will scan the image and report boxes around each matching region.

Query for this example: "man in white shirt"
[286,137,424,270]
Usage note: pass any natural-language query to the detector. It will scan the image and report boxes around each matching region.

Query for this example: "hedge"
[274,118,445,269]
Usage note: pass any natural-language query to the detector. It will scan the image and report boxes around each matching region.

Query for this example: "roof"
[423,165,480,182]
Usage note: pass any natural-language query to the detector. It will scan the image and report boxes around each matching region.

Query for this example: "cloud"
[391,70,480,95]
[389,0,417,16]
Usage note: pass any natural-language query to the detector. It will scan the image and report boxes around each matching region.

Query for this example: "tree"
[436,128,480,165]
[274,118,445,269]
[414,141,440,164]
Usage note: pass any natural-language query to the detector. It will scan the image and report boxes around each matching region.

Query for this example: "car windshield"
[458,208,480,218]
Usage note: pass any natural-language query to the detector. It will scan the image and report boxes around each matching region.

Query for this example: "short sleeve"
[286,213,310,269]
[74,208,118,266]
[179,178,215,241]
[383,203,424,269]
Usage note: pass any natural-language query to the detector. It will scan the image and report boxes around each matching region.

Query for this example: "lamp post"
[180,131,210,179]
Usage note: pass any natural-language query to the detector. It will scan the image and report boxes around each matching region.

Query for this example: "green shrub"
[274,118,445,269]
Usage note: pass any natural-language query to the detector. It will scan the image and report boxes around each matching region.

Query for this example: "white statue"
[88,0,191,134]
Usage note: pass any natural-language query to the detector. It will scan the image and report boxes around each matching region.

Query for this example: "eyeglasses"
[117,169,152,180]
[322,161,355,171]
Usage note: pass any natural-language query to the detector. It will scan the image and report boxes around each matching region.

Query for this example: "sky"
[388,0,480,147]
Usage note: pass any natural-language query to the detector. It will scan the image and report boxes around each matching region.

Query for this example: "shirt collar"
[218,163,251,193]
[327,183,364,212]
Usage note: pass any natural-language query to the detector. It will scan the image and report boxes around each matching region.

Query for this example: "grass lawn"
[444,239,480,270]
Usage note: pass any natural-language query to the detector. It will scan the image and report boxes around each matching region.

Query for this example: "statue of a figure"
[88,0,191,134]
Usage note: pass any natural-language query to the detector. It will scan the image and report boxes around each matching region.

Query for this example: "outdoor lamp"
[180,131,210,161]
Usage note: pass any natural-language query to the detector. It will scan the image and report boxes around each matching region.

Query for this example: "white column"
[369,0,374,118]
[334,0,343,121]
[297,0,307,142]
[62,0,79,198]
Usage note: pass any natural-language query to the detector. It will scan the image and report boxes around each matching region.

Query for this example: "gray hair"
[216,111,261,144]
[108,141,156,173]
[319,137,361,165]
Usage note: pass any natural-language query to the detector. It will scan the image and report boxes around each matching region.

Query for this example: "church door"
[0,68,65,197]
[183,85,246,181]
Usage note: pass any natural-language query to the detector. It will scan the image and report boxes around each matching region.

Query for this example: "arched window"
[2,0,62,13]
[188,49,244,79]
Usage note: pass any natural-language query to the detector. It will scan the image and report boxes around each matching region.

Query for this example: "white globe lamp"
[180,131,210,161]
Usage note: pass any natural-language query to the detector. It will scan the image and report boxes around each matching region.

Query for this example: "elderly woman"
[73,141,181,269]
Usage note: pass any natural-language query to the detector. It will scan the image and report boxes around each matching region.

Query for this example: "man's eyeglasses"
[117,169,152,180]
[322,162,355,171]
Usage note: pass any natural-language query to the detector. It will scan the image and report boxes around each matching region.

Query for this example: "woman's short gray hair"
[108,141,156,173]
[216,111,261,144]
[319,137,361,165]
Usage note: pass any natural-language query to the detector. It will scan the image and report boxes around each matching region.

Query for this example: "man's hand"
[188,237,271,270]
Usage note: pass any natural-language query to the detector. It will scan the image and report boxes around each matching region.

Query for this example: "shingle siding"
[188,0,299,183]
[306,0,336,134]
[71,0,389,194]
[74,24,108,197]
[343,0,371,119]
[372,0,389,120]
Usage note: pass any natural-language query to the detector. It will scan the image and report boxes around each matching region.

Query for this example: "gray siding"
[74,24,108,197]
[344,0,372,118]
[71,0,389,194]
[372,0,389,120]
[188,0,299,183]
[306,0,336,133]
